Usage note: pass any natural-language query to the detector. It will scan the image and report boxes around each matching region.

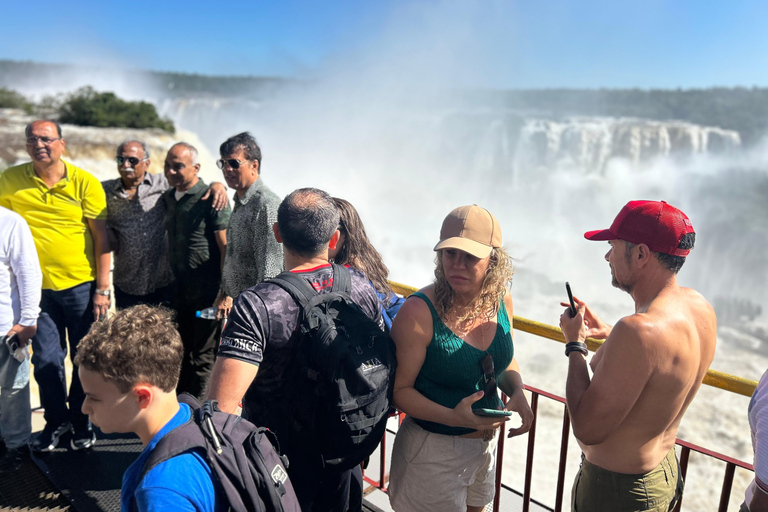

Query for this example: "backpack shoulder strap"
[138,418,204,482]
[269,270,318,308]
[330,263,352,294]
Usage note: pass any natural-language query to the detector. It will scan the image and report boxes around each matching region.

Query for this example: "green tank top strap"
[410,291,440,320]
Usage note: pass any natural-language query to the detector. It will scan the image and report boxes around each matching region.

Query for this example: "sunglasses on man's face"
[480,353,497,400]
[116,156,147,166]
[217,158,246,170]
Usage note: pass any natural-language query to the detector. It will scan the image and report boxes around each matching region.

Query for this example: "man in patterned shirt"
[212,132,283,320]
[102,140,228,309]
[206,187,384,512]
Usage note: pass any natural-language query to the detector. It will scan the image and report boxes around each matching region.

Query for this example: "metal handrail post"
[554,406,571,512]
[522,393,539,512]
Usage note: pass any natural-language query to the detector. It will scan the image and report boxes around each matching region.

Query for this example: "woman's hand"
[451,391,508,431]
[504,389,534,437]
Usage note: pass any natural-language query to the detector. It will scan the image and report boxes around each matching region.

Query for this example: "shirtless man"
[559,200,717,512]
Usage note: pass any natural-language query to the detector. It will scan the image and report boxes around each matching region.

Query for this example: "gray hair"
[117,140,150,159]
[170,142,199,165]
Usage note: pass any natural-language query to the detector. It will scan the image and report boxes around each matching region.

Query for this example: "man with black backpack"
[207,187,395,512]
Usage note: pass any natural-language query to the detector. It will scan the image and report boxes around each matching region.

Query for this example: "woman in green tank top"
[388,205,534,512]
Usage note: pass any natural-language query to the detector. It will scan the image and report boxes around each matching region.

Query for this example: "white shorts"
[388,416,498,512]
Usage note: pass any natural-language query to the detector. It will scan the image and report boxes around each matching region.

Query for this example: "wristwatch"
[95,289,111,299]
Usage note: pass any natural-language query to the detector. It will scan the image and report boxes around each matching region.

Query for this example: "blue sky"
[2,0,767,89]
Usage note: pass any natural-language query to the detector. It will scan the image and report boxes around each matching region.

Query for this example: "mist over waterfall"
[2,59,766,511]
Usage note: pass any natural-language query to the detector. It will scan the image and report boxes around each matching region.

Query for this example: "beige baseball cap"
[433,205,502,258]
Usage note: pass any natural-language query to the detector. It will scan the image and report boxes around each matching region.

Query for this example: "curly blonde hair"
[433,247,514,325]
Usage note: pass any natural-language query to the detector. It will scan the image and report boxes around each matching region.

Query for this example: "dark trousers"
[114,285,173,310]
[285,448,356,512]
[32,281,95,430]
[174,286,220,399]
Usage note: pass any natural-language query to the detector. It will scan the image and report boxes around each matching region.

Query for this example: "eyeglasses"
[116,156,148,166]
[26,136,61,146]
[216,159,246,170]
[480,353,497,400]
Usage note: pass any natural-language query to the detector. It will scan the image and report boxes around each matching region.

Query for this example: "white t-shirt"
[0,207,42,332]
[746,369,768,508]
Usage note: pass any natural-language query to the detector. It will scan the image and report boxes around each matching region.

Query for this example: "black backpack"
[268,263,397,471]
[138,394,301,512]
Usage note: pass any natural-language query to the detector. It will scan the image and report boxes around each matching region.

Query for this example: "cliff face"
[0,109,220,184]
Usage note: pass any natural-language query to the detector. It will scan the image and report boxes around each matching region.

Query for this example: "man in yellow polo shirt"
[0,120,111,452]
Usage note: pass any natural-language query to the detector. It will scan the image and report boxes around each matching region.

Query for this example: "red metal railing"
[362,385,755,512]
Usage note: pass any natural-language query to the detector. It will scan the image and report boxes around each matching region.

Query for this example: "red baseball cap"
[584,200,695,257]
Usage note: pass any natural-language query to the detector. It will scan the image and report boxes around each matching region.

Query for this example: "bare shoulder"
[395,286,433,322]
[611,315,654,346]
[390,285,435,346]
[680,286,716,321]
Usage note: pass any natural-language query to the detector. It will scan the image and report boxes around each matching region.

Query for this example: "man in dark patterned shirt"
[102,140,228,309]
[164,142,231,399]
[206,188,384,512]
[212,132,283,320]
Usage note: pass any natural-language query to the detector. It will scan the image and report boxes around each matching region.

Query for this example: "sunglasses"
[480,353,497,400]
[116,156,147,166]
[216,159,247,170]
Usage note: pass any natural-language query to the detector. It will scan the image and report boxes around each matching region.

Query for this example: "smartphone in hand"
[4,333,19,354]
[566,282,577,317]
[474,408,514,417]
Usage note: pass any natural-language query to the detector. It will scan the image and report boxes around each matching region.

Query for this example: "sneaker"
[3,446,30,469]
[30,421,72,452]
[71,424,96,451]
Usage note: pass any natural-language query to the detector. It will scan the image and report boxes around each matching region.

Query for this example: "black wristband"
[565,341,588,357]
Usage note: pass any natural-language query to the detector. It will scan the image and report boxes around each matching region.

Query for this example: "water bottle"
[196,307,217,320]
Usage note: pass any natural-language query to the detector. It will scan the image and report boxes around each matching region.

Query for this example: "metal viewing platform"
[0,281,758,512]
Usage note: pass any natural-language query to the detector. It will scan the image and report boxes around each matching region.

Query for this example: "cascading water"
[157,94,764,511]
[2,71,764,509]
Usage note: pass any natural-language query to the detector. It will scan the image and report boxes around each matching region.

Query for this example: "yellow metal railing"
[389,281,758,397]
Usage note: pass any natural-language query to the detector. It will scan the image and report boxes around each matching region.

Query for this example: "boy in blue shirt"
[75,305,223,512]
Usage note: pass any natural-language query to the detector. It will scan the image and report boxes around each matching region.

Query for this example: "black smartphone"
[566,282,577,317]
[4,333,20,353]
[474,408,514,417]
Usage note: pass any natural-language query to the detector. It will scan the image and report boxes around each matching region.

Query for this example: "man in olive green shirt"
[163,142,231,398]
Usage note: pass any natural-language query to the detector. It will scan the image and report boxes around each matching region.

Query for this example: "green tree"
[0,87,32,112]
[58,86,175,132]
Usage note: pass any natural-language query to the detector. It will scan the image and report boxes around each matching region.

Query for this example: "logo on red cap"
[584,201,695,257]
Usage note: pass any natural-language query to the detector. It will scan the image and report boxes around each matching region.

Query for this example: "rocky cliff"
[0,109,220,183]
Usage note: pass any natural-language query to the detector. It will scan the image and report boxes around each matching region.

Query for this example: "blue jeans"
[0,341,31,449]
[32,281,96,430]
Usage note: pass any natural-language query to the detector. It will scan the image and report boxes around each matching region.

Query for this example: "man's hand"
[560,301,587,344]
[213,293,233,320]
[505,389,534,438]
[93,292,111,321]
[202,182,228,211]
[451,390,508,431]
[6,324,36,347]
[560,297,612,340]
